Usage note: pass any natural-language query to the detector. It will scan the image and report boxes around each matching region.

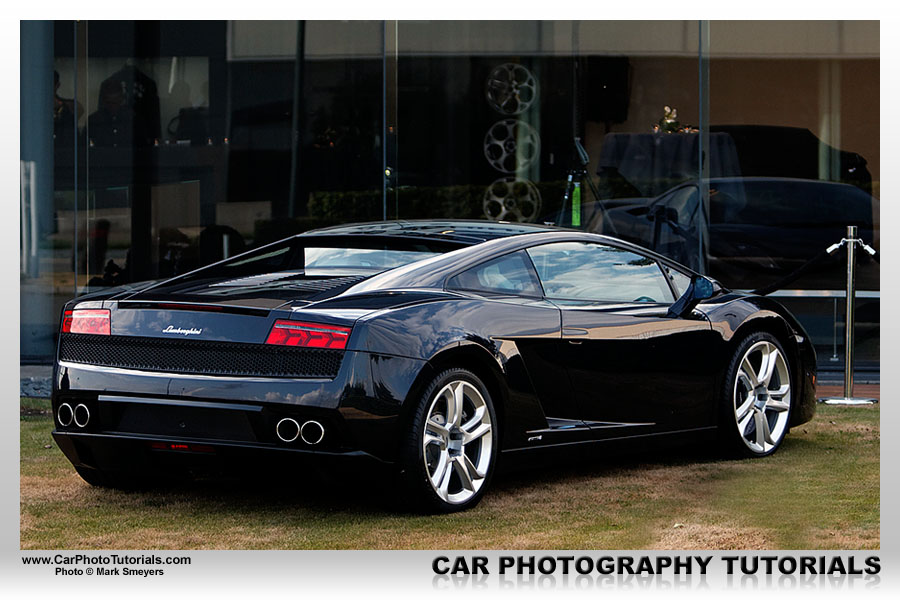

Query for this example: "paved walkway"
[816,383,880,402]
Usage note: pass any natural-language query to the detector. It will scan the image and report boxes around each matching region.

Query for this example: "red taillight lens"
[61,310,73,333]
[63,309,111,335]
[265,320,351,349]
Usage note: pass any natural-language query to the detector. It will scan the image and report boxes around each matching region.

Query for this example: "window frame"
[523,240,682,306]
[444,249,546,299]
[441,237,695,306]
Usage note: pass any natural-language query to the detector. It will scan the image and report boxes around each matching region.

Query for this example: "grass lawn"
[20,392,879,550]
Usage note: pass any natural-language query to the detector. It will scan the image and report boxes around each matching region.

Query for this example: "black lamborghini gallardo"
[53,220,816,512]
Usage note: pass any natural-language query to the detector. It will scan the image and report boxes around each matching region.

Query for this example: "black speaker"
[584,56,630,124]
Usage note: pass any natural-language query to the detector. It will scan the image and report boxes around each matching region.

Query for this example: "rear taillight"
[265,320,351,349]
[62,309,111,335]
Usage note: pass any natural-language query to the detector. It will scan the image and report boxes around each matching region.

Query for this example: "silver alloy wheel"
[733,340,791,454]
[423,380,493,505]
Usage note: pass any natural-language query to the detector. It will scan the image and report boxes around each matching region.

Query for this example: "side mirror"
[666,275,716,319]
[693,276,715,301]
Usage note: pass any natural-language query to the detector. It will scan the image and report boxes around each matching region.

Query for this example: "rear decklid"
[88,270,372,343]
[56,228,497,379]
[59,278,367,380]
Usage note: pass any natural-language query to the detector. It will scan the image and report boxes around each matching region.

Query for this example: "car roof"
[345,229,699,295]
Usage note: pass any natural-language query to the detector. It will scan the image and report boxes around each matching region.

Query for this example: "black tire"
[720,331,794,458]
[400,368,499,513]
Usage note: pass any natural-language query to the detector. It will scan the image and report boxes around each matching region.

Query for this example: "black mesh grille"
[59,334,343,379]
[280,276,366,292]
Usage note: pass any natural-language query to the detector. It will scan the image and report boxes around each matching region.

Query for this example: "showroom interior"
[20,20,879,375]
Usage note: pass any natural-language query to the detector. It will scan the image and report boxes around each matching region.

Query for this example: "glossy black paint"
[52,221,817,482]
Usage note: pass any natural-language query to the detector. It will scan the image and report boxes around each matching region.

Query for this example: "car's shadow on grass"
[99,439,726,517]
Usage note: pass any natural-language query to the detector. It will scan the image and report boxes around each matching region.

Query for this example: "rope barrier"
[751,248,838,297]
[751,233,876,297]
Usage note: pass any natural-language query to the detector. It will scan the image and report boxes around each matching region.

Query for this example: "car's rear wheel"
[402,368,498,513]
[721,332,793,457]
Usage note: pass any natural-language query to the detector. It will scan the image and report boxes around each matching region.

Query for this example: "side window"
[447,251,543,297]
[664,265,691,298]
[526,242,675,303]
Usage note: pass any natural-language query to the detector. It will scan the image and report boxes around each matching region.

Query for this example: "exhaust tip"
[276,418,300,443]
[57,403,73,427]
[73,404,90,428]
[300,420,325,445]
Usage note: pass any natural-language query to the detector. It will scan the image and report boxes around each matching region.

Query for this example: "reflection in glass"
[448,251,542,297]
[21,20,880,371]
[526,242,674,304]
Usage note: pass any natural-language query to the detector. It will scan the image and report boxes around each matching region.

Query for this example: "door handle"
[563,328,589,336]
[563,327,587,344]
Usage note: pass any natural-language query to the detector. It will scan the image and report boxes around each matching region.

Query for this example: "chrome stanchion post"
[821,225,878,405]
[844,224,857,398]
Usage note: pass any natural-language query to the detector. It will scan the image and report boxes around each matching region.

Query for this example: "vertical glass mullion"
[74,20,90,293]
[697,20,710,275]
[289,20,306,219]
[383,20,398,220]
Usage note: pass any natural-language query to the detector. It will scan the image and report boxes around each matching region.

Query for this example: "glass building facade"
[20,20,880,370]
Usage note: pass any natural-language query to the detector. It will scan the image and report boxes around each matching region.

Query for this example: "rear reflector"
[265,320,351,349]
[62,309,111,335]
[149,442,215,453]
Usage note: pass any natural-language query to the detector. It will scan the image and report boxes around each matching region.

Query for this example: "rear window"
[304,247,440,270]
[176,236,451,283]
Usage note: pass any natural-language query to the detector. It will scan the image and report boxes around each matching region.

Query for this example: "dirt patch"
[807,527,880,550]
[794,415,879,437]
[89,524,319,550]
[651,522,770,550]
[20,511,34,536]
[20,473,90,504]
[825,422,879,435]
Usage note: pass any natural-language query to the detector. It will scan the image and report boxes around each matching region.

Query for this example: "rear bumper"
[53,349,427,467]
[53,429,389,480]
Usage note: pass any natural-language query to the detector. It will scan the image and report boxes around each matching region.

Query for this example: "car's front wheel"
[402,368,498,513]
[721,332,793,457]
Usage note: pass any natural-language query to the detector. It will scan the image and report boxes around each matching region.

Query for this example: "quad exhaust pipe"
[300,420,325,445]
[276,418,300,442]
[57,403,73,427]
[59,403,90,428]
[73,404,90,428]
[276,418,325,445]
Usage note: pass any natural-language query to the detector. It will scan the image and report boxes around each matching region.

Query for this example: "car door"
[524,241,719,435]
[445,250,582,428]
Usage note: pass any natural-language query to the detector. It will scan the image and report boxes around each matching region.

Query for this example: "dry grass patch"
[20,473,92,504]
[652,523,771,550]
[807,527,879,550]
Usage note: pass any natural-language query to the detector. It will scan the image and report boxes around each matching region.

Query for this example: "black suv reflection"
[709,125,872,194]
[595,177,878,292]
